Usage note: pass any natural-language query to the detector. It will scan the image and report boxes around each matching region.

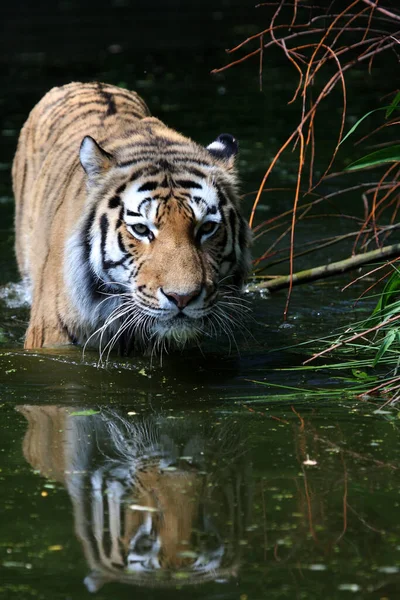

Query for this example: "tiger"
[12,82,251,353]
[18,405,251,591]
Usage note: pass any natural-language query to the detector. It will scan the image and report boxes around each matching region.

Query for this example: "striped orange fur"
[12,82,250,352]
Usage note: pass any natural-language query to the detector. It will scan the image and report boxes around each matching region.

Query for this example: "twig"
[256,223,400,272]
[360,0,400,23]
[247,242,400,293]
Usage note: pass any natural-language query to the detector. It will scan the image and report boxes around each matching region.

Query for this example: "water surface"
[1,2,400,598]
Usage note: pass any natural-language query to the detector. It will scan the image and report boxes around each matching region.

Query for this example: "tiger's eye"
[131,223,150,237]
[199,221,218,237]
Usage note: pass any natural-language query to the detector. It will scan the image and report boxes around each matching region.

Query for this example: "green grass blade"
[386,91,400,118]
[373,329,397,367]
[346,145,400,171]
[340,107,388,145]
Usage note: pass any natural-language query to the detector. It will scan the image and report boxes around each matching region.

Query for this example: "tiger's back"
[13,82,150,282]
[12,82,250,351]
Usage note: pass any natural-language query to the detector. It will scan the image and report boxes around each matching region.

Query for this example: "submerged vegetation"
[215,0,400,401]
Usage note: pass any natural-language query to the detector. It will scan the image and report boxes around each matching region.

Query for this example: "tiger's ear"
[207,134,238,169]
[80,136,114,178]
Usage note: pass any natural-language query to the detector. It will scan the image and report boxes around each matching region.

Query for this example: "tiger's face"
[69,119,251,349]
[121,470,226,575]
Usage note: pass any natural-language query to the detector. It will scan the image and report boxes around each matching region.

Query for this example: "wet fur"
[12,82,251,351]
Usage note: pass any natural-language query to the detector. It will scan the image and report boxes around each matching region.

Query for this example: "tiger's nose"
[162,288,202,309]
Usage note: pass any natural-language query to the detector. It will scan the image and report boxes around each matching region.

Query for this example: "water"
[1,1,400,598]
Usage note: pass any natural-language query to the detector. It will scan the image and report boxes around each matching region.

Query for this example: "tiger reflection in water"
[18,406,251,591]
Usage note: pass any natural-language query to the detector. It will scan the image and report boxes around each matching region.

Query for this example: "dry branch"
[213,0,400,315]
[247,242,400,292]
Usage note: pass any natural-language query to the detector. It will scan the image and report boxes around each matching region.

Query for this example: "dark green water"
[1,2,400,598]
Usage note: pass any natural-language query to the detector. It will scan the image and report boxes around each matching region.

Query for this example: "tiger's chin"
[151,315,204,347]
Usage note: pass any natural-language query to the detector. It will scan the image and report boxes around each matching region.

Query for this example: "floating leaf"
[303,455,317,466]
[129,504,159,512]
[351,369,370,380]
[338,584,361,592]
[172,572,191,580]
[178,551,198,559]
[3,561,26,568]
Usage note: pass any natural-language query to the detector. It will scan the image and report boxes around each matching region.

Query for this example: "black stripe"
[133,260,144,280]
[238,216,248,249]
[216,185,227,207]
[186,167,207,178]
[172,158,211,167]
[100,213,109,268]
[118,159,142,168]
[104,92,117,116]
[117,231,126,253]
[126,209,141,217]
[130,168,147,181]
[229,208,237,256]
[117,151,210,166]
[108,195,120,209]
[82,206,102,301]
[97,83,117,117]
[220,228,228,250]
[138,181,158,192]
[100,212,130,270]
[137,198,152,214]
[120,140,181,151]
[104,256,130,269]
[160,176,170,188]
[175,180,202,189]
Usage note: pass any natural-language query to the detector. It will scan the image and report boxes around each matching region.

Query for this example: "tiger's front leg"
[24,316,71,349]
[25,306,72,349]
[24,273,73,349]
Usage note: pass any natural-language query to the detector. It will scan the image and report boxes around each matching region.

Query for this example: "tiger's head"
[67,118,251,350]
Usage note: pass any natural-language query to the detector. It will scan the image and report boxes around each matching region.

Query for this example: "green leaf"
[340,107,387,146]
[351,369,374,381]
[341,103,400,146]
[69,409,100,417]
[373,329,398,367]
[345,145,400,171]
[368,270,400,326]
[386,91,400,118]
